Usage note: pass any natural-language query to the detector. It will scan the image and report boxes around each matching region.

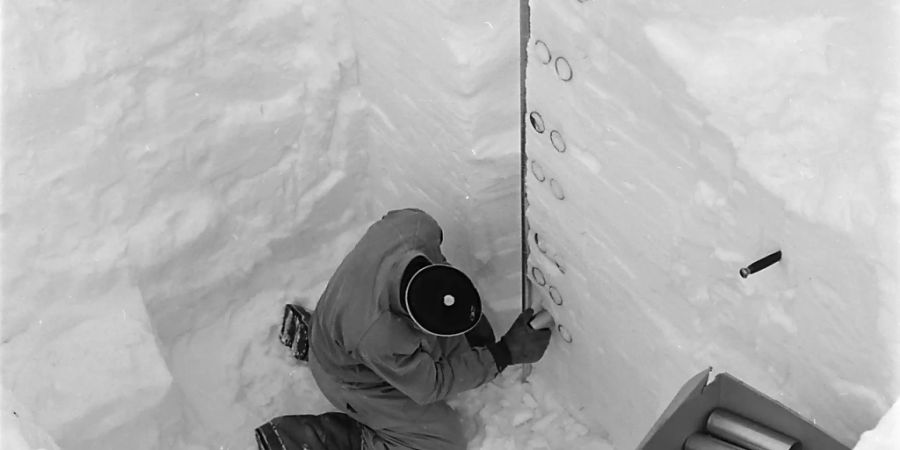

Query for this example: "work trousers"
[255,412,364,450]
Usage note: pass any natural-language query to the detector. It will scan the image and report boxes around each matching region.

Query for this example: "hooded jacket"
[308,209,500,436]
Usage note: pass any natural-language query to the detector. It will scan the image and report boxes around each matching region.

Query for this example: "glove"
[486,308,551,372]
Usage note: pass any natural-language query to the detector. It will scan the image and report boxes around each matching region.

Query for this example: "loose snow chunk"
[8,311,172,443]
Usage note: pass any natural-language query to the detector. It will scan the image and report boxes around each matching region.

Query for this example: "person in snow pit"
[256,208,552,450]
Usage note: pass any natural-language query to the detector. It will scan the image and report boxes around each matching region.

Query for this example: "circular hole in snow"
[555,57,573,81]
[550,130,566,153]
[529,111,546,134]
[534,40,552,64]
[549,178,566,200]
[558,324,573,343]
[549,286,563,306]
[531,160,546,182]
[533,233,548,254]
[531,266,546,286]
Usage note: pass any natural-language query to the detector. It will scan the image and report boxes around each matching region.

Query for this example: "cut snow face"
[525,0,898,448]
[3,0,899,450]
[644,15,893,233]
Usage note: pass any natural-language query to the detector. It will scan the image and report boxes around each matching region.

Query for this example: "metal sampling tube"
[707,409,799,450]
[528,309,555,330]
[684,434,748,450]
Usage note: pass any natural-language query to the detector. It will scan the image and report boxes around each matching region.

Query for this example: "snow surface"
[2,0,898,449]
[855,398,900,450]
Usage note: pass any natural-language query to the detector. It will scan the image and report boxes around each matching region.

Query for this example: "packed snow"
[2,0,898,449]
[525,0,898,448]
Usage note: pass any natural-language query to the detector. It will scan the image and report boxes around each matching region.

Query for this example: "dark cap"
[404,264,482,337]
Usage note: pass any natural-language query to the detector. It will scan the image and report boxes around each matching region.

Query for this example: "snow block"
[5,284,172,444]
[638,369,848,450]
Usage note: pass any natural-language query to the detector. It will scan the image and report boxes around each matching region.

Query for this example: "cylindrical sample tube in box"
[707,409,799,450]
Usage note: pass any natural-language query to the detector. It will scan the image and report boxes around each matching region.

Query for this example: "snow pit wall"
[2,0,521,448]
[524,0,900,448]
[342,0,522,327]
[2,1,369,448]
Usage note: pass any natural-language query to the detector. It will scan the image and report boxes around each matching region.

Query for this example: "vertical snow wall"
[524,0,900,448]
[342,0,522,326]
[2,0,520,448]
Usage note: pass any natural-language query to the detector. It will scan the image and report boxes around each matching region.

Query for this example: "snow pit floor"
[158,289,613,450]
[452,368,613,450]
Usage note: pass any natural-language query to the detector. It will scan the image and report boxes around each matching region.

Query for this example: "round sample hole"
[549,286,563,305]
[443,295,455,306]
[529,111,546,134]
[534,40,552,64]
[550,130,566,153]
[555,57,573,81]
[549,178,566,200]
[558,324,573,343]
[530,160,546,182]
[533,233,548,254]
[531,266,546,286]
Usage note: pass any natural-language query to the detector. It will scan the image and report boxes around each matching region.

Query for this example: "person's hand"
[499,308,551,365]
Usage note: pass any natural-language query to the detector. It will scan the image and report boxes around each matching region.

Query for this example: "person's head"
[400,256,482,337]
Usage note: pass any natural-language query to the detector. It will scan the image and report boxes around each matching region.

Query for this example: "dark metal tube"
[740,251,782,278]
[707,409,799,450]
[684,434,748,450]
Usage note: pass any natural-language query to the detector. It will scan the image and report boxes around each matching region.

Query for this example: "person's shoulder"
[382,209,443,243]
[358,312,424,358]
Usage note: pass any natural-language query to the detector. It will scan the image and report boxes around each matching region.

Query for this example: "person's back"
[310,208,449,395]
[256,208,552,450]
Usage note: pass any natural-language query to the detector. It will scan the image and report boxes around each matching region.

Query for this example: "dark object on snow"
[280,304,312,361]
[405,263,482,337]
[255,412,363,450]
[706,409,799,450]
[740,251,782,279]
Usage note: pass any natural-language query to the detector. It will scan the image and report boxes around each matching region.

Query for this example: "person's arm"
[358,318,500,405]
[465,314,496,348]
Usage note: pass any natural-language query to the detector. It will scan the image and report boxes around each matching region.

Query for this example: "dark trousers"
[255,412,364,450]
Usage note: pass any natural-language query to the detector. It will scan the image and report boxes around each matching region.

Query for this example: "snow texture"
[2,0,600,448]
[855,398,900,450]
[525,0,899,448]
[2,0,898,449]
